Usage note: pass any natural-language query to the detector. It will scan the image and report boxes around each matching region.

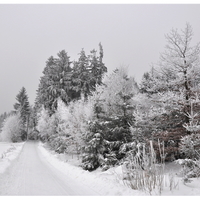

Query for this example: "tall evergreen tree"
[36,50,73,114]
[13,87,30,140]
[72,49,90,99]
[88,43,107,88]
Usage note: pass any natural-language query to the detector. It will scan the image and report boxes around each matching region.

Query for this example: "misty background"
[1,4,200,114]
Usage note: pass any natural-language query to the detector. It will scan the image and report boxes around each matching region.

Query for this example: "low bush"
[176,158,200,184]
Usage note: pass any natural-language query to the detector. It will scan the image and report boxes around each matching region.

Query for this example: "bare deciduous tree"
[160,23,200,125]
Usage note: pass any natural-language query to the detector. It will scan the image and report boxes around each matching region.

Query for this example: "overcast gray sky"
[1,4,200,114]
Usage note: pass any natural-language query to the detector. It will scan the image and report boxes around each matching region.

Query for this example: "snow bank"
[38,142,200,196]
[0,142,25,174]
[38,142,144,196]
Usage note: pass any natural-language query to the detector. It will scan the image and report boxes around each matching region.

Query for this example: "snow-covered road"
[2,140,199,196]
[0,141,99,195]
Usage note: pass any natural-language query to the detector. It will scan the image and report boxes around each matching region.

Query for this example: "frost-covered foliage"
[132,91,189,161]
[95,66,138,118]
[81,67,139,171]
[0,113,23,142]
[138,24,200,159]
[37,104,69,153]
[54,97,94,154]
[65,97,95,153]
[141,24,200,98]
[37,98,95,155]
[177,159,200,184]
[179,134,200,159]
[37,106,55,141]
[36,45,107,114]
[182,97,200,133]
[32,24,200,177]
[0,112,7,132]
[13,87,30,130]
[132,93,167,140]
[81,132,108,171]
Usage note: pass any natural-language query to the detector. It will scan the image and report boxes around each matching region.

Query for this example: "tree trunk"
[26,115,29,140]
[183,68,191,134]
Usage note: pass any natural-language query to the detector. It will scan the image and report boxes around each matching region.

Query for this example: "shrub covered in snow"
[179,133,200,159]
[37,107,54,141]
[37,97,95,157]
[176,158,200,184]
[0,113,23,142]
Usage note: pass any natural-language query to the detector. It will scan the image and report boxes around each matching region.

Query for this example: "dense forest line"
[1,24,200,179]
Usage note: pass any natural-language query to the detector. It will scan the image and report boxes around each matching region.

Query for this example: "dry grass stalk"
[123,140,178,195]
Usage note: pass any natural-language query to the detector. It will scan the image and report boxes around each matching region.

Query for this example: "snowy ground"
[38,142,200,196]
[0,142,25,174]
[0,141,200,196]
[38,142,143,196]
[1,141,100,195]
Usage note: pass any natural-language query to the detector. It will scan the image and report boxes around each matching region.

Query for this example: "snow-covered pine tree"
[81,66,139,170]
[72,49,90,100]
[36,50,73,114]
[72,44,107,101]
[179,96,200,159]
[13,87,30,140]
[88,43,107,88]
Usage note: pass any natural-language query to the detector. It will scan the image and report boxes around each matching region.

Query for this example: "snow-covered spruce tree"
[140,67,162,95]
[88,43,107,87]
[72,43,107,100]
[72,49,90,99]
[35,50,73,115]
[177,98,200,182]
[0,113,23,142]
[81,66,139,171]
[179,133,200,159]
[13,87,30,140]
[179,96,200,159]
